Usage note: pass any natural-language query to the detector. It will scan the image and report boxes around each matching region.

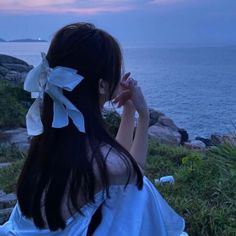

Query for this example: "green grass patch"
[0,80,32,128]
[0,143,25,163]
[0,159,24,193]
[0,130,235,235]
[144,140,236,235]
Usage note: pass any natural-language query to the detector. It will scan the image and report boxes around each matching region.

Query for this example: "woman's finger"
[113,91,126,103]
[113,90,132,107]
[120,81,130,89]
[120,72,132,88]
[117,91,132,107]
[121,78,137,89]
[114,90,131,102]
[127,78,137,87]
[121,72,131,82]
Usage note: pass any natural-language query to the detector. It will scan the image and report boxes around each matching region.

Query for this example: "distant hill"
[9,38,47,42]
[0,38,47,42]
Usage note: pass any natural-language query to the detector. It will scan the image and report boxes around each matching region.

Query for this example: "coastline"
[0,51,236,140]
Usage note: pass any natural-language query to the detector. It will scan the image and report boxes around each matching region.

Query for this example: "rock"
[222,134,236,146]
[0,65,9,76]
[148,108,165,126]
[210,133,236,146]
[0,193,17,209]
[159,116,179,131]
[1,63,33,73]
[178,128,189,144]
[195,136,213,146]
[148,123,181,146]
[183,140,206,150]
[211,133,223,145]
[0,54,28,66]
[0,54,33,85]
[4,71,27,84]
[0,128,30,153]
[0,190,6,197]
[0,128,29,143]
[0,207,13,224]
[148,112,183,146]
[0,163,11,169]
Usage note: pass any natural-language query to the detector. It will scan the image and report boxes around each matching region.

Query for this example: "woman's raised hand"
[113,72,149,118]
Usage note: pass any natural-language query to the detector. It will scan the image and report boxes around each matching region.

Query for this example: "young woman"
[0,22,186,235]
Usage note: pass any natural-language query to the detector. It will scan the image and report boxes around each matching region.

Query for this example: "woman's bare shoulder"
[99,143,137,185]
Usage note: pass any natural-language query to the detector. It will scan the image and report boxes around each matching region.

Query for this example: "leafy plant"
[0,143,25,163]
[182,152,203,173]
[151,141,236,235]
[103,108,121,137]
[0,159,24,193]
[0,80,32,128]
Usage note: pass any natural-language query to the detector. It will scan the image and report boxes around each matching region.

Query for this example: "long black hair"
[17,22,143,233]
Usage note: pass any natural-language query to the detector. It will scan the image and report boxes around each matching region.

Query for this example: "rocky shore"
[0,54,33,84]
[1,54,235,151]
[0,54,235,224]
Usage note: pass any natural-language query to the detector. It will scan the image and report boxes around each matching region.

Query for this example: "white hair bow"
[24,52,85,136]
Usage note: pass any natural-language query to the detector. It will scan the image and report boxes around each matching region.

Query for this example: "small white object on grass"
[154,175,175,184]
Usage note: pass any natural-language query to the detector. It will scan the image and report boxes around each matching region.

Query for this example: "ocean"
[1,42,236,139]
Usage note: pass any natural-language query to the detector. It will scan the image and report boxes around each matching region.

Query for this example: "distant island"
[0,38,47,42]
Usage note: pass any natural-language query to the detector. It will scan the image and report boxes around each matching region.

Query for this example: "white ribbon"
[24,52,86,136]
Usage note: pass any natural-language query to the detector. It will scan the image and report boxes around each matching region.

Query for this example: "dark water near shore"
[1,42,236,139]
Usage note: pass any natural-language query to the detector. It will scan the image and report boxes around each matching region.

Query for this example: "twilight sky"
[0,0,235,47]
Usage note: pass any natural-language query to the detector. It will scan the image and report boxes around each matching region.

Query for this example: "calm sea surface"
[1,42,236,139]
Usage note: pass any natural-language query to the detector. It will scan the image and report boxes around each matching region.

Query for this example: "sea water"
[1,42,236,139]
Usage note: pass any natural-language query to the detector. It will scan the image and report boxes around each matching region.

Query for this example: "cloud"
[0,0,198,15]
[148,0,193,6]
[0,0,136,15]
[0,0,75,7]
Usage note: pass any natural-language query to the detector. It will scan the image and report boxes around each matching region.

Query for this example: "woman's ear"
[98,78,109,95]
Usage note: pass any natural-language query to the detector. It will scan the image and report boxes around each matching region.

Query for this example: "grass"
[0,143,25,193]
[0,159,24,193]
[0,139,235,235]
[0,80,32,128]
[0,143,25,163]
[144,139,236,236]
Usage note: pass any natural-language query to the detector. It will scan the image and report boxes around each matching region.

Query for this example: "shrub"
[148,141,236,235]
[0,143,25,163]
[0,159,24,193]
[103,108,121,137]
[0,80,32,128]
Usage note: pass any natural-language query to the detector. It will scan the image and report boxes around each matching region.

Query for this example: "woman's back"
[44,143,138,226]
